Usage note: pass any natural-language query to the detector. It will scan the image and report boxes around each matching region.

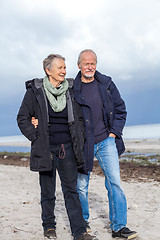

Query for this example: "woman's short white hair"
[43,54,65,75]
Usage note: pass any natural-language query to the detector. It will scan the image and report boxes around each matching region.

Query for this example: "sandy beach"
[0,139,160,240]
[124,138,160,153]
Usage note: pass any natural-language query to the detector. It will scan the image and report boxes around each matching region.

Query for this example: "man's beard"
[82,71,95,79]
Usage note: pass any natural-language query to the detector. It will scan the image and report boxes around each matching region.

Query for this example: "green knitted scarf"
[43,76,68,112]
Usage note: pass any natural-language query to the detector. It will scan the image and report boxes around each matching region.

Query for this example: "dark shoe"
[112,227,138,239]
[85,221,91,233]
[77,232,96,240]
[44,228,57,239]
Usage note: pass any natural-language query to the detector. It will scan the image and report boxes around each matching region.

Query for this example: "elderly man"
[73,49,137,239]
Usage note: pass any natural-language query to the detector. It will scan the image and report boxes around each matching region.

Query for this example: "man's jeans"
[77,137,127,232]
[39,143,86,239]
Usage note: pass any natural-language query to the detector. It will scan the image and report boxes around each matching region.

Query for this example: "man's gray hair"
[77,49,97,65]
[43,54,65,75]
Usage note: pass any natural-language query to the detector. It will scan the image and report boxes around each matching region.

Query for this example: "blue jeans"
[39,143,86,239]
[77,137,127,232]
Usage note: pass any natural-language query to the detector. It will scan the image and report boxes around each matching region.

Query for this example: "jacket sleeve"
[17,89,38,142]
[108,81,127,138]
[75,101,86,140]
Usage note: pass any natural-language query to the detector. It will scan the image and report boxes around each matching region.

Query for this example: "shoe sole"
[127,233,138,239]
[112,233,138,239]
[44,237,57,239]
[44,235,57,239]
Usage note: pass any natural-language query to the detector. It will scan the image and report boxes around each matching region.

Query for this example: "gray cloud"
[0,0,160,135]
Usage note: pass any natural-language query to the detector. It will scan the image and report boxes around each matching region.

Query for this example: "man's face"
[78,51,97,82]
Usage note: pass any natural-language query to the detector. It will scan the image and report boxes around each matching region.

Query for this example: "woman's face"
[46,58,66,87]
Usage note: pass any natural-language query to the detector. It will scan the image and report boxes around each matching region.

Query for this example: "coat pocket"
[31,136,42,158]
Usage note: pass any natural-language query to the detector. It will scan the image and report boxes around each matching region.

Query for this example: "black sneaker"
[85,221,92,233]
[44,228,57,239]
[112,227,137,239]
[76,232,96,240]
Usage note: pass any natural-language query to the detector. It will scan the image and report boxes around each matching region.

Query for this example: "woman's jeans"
[77,137,127,232]
[39,143,86,239]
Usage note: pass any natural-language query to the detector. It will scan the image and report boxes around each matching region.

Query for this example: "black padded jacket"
[17,78,85,172]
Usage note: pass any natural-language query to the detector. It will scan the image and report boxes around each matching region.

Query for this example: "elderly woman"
[17,54,95,240]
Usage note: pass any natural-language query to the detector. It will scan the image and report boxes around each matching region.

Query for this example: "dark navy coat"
[73,70,127,174]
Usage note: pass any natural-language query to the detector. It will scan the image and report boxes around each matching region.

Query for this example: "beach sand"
[124,138,160,153]
[0,139,160,240]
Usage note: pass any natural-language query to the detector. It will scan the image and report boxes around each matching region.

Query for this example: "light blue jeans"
[77,137,127,232]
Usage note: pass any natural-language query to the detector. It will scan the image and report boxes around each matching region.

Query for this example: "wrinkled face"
[46,58,66,85]
[78,51,97,82]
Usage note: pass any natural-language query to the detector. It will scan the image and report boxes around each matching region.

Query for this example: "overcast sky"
[0,0,160,135]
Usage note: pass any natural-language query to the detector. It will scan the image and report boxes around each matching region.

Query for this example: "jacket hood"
[25,78,43,90]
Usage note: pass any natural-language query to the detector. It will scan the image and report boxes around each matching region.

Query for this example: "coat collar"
[74,70,112,93]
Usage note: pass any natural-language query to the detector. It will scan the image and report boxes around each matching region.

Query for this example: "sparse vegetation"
[120,153,160,165]
[0,151,30,156]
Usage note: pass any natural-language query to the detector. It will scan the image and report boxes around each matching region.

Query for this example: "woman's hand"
[31,117,38,128]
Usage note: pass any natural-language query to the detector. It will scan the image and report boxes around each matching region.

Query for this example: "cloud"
[89,1,160,71]
[1,0,160,78]
[0,0,79,98]
[0,0,160,134]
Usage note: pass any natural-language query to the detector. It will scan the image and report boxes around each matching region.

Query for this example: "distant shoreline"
[124,138,160,153]
[0,138,160,153]
[0,141,30,147]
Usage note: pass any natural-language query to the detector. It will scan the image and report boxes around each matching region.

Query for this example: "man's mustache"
[85,69,94,72]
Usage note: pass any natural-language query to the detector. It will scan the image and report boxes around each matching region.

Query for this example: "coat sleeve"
[17,89,38,142]
[75,101,86,140]
[109,81,127,138]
